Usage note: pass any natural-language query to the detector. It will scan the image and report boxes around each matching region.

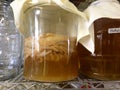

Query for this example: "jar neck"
[0,0,9,12]
[0,1,9,26]
[0,0,9,6]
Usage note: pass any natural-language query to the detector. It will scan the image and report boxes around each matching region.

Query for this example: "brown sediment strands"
[24,33,77,71]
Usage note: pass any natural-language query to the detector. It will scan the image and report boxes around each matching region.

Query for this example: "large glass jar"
[78,18,120,80]
[22,2,80,82]
[0,0,23,80]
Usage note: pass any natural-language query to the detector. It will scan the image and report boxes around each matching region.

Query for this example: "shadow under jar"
[22,3,80,82]
[78,18,120,80]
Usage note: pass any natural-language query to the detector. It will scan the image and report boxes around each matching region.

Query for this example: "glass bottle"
[0,0,23,80]
[22,1,80,82]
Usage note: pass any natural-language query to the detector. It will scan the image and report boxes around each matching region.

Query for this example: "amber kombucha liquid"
[24,33,79,82]
[78,18,120,80]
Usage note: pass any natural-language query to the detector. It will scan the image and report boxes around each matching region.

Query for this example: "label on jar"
[108,28,120,34]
